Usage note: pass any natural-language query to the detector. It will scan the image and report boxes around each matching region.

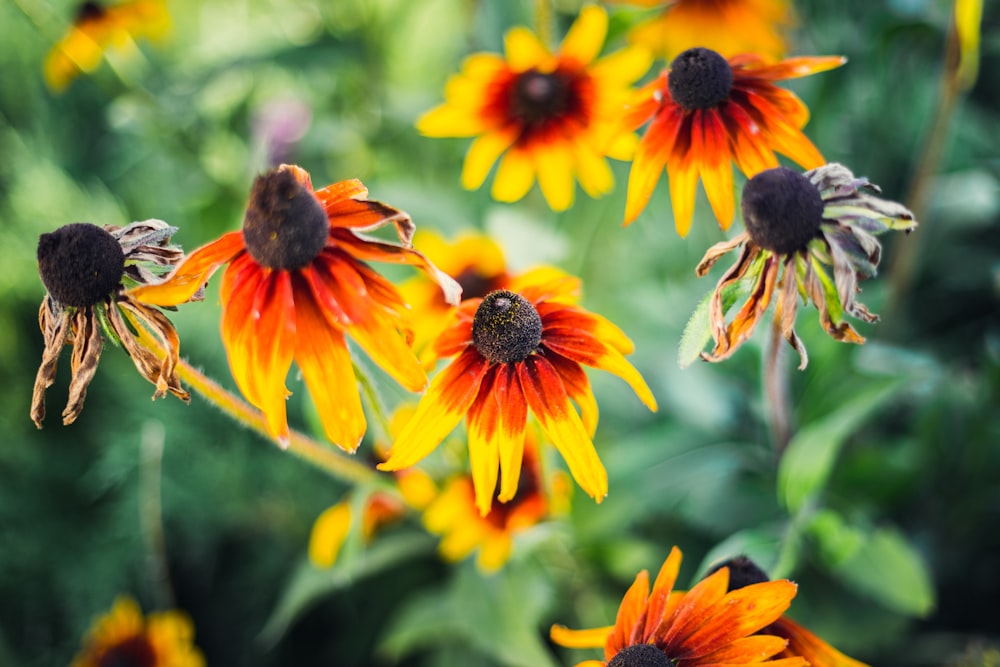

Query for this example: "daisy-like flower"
[399,230,512,356]
[71,596,203,667]
[32,220,190,428]
[550,546,807,667]
[695,164,916,368]
[705,556,870,667]
[379,268,657,515]
[421,434,569,572]
[417,5,651,211]
[624,48,845,235]
[130,164,460,449]
[606,0,794,61]
[44,0,171,92]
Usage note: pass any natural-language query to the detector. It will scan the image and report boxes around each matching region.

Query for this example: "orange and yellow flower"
[379,267,657,515]
[131,164,460,449]
[71,596,203,667]
[606,0,794,61]
[550,547,806,667]
[624,48,845,236]
[417,5,651,211]
[44,0,171,92]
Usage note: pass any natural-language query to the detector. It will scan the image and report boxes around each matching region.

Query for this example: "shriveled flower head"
[606,0,794,61]
[624,49,845,235]
[379,268,657,515]
[44,0,171,92]
[550,546,806,667]
[417,5,651,211]
[130,164,460,449]
[71,596,203,667]
[32,220,191,428]
[694,163,917,368]
[703,556,871,667]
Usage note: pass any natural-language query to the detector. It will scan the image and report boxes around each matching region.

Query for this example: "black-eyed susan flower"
[379,267,657,515]
[706,556,870,667]
[399,230,512,356]
[417,5,651,211]
[550,546,807,667]
[606,0,794,61]
[71,596,203,667]
[624,48,845,235]
[44,0,170,92]
[130,164,460,450]
[695,163,916,368]
[32,220,190,428]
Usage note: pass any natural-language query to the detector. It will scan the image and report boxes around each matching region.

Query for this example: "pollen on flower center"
[668,47,734,110]
[472,290,543,364]
[37,222,125,308]
[742,166,825,254]
[608,644,676,667]
[96,634,157,667]
[242,168,329,270]
[511,69,575,126]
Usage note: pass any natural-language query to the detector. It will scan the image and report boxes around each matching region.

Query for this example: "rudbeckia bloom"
[550,546,806,667]
[399,230,511,355]
[706,556,870,667]
[695,163,916,368]
[417,5,651,211]
[44,0,171,92]
[379,268,657,515]
[624,48,845,235]
[71,596,203,667]
[130,164,460,449]
[32,220,190,428]
[606,0,794,61]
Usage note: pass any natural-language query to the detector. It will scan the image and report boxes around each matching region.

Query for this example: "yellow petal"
[492,147,536,203]
[505,26,551,72]
[535,141,576,211]
[572,141,615,199]
[559,5,607,66]
[462,129,518,190]
[308,503,353,568]
[129,231,245,307]
[417,104,490,137]
[550,624,614,649]
[667,159,700,238]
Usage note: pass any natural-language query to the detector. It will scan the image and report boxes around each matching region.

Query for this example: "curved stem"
[764,315,792,455]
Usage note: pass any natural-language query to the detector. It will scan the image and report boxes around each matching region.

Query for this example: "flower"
[130,164,460,449]
[44,0,171,92]
[417,5,651,211]
[550,546,806,667]
[606,0,794,61]
[399,230,512,356]
[706,556,870,667]
[71,596,203,667]
[421,433,569,572]
[378,267,657,515]
[623,48,845,235]
[695,164,916,368]
[32,220,191,428]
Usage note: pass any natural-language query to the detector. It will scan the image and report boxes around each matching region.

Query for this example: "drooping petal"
[31,301,70,428]
[544,351,599,437]
[245,271,296,444]
[666,150,700,238]
[63,307,104,426]
[129,231,245,307]
[466,368,503,516]
[625,105,684,226]
[697,109,737,230]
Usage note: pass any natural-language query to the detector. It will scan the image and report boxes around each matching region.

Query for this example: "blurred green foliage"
[1,0,998,665]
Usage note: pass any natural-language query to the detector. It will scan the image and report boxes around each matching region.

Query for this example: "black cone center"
[742,167,825,254]
[707,555,771,591]
[608,644,676,667]
[472,290,543,364]
[242,168,329,270]
[511,69,575,126]
[37,222,125,307]
[96,634,157,667]
[668,47,734,110]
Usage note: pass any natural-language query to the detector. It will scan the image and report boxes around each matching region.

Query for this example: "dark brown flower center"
[96,634,157,667]
[707,555,771,591]
[668,47,734,110]
[608,644,676,667]
[242,168,329,270]
[510,69,578,127]
[742,166,825,255]
[454,267,506,302]
[472,290,542,364]
[37,223,125,307]
[76,1,105,22]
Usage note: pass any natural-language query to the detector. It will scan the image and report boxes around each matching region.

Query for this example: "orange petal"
[550,624,615,650]
[466,369,503,516]
[666,148,699,238]
[607,569,651,655]
[310,178,368,208]
[544,352,599,437]
[697,109,736,230]
[129,231,245,307]
[696,635,791,664]
[748,55,847,81]
[770,616,872,667]
[625,104,683,225]
[657,566,730,651]
[643,547,683,641]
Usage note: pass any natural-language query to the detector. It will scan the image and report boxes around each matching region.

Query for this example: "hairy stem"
[764,315,793,455]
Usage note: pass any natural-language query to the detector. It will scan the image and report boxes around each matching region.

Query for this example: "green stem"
[764,314,792,455]
[534,0,554,49]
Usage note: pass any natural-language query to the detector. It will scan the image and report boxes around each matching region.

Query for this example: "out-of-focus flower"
[417,5,651,211]
[399,230,512,356]
[952,0,983,91]
[379,267,657,515]
[71,596,203,667]
[695,163,916,367]
[32,220,191,428]
[624,48,845,235]
[44,0,171,92]
[706,556,870,667]
[130,164,460,449]
[550,546,806,666]
[606,0,794,61]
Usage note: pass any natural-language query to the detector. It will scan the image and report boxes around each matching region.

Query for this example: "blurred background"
[1,0,998,665]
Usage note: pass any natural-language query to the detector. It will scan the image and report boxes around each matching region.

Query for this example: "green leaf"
[778,379,907,513]
[832,527,935,617]
[694,526,785,581]
[677,280,746,368]
[807,509,864,567]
